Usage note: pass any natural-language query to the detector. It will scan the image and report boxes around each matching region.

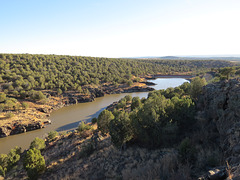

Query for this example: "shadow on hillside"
[42,136,112,179]
[55,107,106,132]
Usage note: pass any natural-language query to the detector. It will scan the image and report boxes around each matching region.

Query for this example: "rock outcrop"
[0,122,46,138]
[198,79,240,179]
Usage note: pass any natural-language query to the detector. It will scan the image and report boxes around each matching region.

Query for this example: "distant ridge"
[160,56,179,59]
[124,55,240,61]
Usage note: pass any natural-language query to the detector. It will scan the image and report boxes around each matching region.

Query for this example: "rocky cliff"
[198,79,240,179]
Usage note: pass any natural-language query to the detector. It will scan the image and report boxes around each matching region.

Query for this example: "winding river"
[0,78,188,154]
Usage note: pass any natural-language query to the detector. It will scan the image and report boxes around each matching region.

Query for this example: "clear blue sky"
[0,0,239,57]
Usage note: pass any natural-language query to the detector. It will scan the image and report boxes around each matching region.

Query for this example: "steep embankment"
[5,129,185,180]
[198,79,240,179]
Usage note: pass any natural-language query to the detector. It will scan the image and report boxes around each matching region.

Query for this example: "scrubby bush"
[134,77,141,82]
[127,80,133,86]
[97,110,114,135]
[77,121,92,132]
[219,67,235,80]
[30,137,46,151]
[22,102,29,109]
[0,92,6,103]
[79,141,94,158]
[91,117,97,124]
[178,138,196,163]
[57,88,62,96]
[7,146,21,168]
[117,98,127,109]
[0,104,4,112]
[47,131,59,142]
[31,91,46,101]
[131,96,142,110]
[24,148,45,180]
[179,82,191,95]
[0,166,7,177]
[190,76,206,99]
[0,147,21,177]
[109,111,133,149]
[125,95,132,102]
[0,154,8,177]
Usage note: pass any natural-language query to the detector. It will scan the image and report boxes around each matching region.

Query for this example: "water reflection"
[0,78,189,153]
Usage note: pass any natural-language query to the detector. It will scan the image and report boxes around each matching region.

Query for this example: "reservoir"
[0,78,188,154]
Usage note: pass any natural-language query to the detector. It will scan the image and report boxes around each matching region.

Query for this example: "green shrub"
[24,148,45,180]
[91,117,97,124]
[57,88,62,95]
[134,77,141,82]
[0,92,6,103]
[117,98,127,109]
[190,76,206,99]
[30,137,46,151]
[0,154,8,177]
[109,111,133,149]
[7,146,21,168]
[79,142,94,158]
[219,67,235,80]
[22,102,29,109]
[59,131,68,137]
[47,131,59,142]
[77,121,92,132]
[0,148,21,177]
[127,80,133,87]
[178,138,196,163]
[39,98,48,104]
[32,91,46,101]
[131,96,142,110]
[97,110,114,135]
[0,104,4,112]
[0,166,7,177]
[12,90,19,96]
[125,95,132,102]
[0,154,8,169]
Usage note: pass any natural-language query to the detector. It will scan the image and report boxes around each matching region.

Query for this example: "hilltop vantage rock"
[198,79,240,179]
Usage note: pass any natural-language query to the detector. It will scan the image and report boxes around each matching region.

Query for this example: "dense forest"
[0,53,237,113]
[0,53,235,91]
[97,77,206,149]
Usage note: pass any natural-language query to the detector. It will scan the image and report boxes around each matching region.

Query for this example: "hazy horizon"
[1,52,240,59]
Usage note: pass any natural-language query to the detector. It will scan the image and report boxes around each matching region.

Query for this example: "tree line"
[0,53,235,112]
[96,77,207,149]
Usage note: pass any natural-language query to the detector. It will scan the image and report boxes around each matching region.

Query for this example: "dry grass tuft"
[122,150,178,180]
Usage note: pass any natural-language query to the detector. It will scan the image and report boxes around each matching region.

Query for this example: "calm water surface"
[0,78,188,154]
